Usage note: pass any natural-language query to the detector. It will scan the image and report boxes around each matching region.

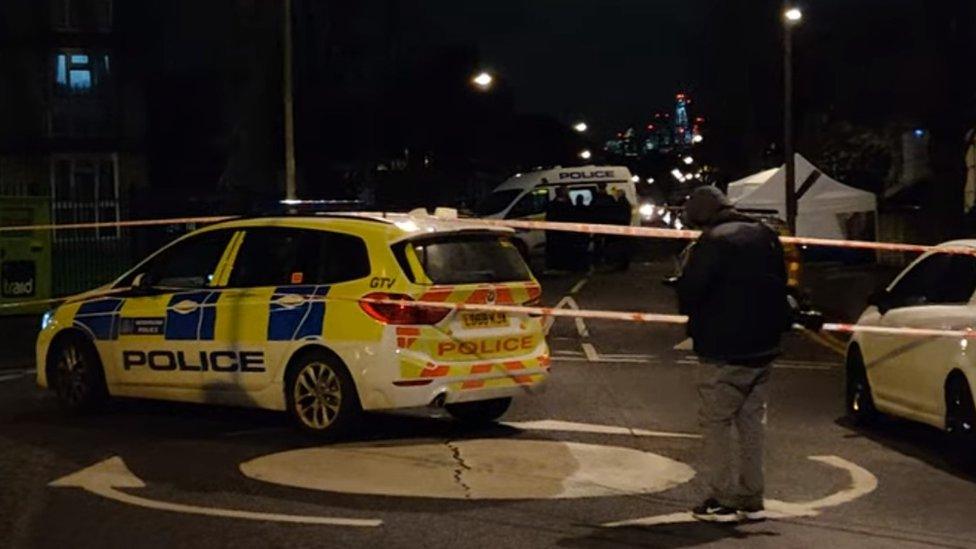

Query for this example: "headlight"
[638,203,656,218]
[41,310,55,330]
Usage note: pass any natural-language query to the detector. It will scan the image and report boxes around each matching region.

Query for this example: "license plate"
[461,312,508,329]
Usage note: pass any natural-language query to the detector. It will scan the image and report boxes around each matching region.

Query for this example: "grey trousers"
[697,361,771,509]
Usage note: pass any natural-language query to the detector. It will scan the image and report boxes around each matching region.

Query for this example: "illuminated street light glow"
[573,121,588,133]
[692,134,704,144]
[646,177,655,184]
[784,7,803,22]
[579,149,592,160]
[631,175,640,183]
[472,71,494,89]
[682,156,694,165]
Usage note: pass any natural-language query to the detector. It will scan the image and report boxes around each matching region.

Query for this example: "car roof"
[203,212,513,242]
[935,239,976,250]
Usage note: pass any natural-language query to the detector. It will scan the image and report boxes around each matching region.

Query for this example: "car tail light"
[359,293,450,325]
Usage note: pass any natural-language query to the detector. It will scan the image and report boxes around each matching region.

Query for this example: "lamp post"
[783,5,802,233]
[283,0,296,202]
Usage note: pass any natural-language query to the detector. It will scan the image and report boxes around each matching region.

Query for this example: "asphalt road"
[2,258,975,548]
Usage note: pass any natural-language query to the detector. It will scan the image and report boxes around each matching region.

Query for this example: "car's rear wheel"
[51,334,108,414]
[846,348,878,425]
[945,375,975,441]
[285,350,359,437]
[446,397,512,425]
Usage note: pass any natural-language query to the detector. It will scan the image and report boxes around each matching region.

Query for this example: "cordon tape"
[2,213,974,341]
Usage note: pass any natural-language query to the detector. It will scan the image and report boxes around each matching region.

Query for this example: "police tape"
[463,218,963,255]
[3,292,975,341]
[0,212,968,256]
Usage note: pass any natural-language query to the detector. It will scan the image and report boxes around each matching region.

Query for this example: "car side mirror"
[131,273,154,293]
[867,289,891,314]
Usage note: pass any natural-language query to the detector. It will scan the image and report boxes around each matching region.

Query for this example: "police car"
[36,211,550,435]
[846,241,976,439]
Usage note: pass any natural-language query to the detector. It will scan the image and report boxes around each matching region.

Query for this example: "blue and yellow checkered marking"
[165,291,221,341]
[268,285,330,341]
[73,298,126,340]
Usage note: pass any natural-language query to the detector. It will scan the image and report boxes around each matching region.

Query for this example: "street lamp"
[783,5,802,234]
[472,71,494,90]
[579,149,592,160]
[573,121,588,133]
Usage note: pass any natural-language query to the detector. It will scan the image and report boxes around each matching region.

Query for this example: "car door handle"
[274,294,307,308]
[170,299,200,315]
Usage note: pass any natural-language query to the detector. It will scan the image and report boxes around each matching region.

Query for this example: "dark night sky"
[425,0,704,136]
[421,0,975,142]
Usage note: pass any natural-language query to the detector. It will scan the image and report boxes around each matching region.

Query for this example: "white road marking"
[240,439,695,500]
[504,419,701,440]
[0,368,35,383]
[49,457,382,527]
[602,455,877,527]
[578,343,653,364]
[569,278,589,295]
[543,296,589,337]
[582,343,601,361]
[673,338,694,351]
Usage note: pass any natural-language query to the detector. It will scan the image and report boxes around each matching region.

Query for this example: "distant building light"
[646,177,655,184]
[784,7,803,22]
[573,121,588,133]
[671,168,685,182]
[579,149,592,160]
[682,156,694,165]
[914,128,926,138]
[631,175,640,183]
[692,134,704,144]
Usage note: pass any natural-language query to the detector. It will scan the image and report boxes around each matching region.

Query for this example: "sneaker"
[691,498,741,523]
[737,505,766,522]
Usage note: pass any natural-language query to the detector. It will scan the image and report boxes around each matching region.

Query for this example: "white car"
[846,240,976,438]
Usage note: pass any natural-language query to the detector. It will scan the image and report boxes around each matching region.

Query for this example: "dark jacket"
[676,211,790,364]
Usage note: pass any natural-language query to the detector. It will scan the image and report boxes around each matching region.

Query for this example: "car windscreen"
[406,234,532,284]
[474,189,520,216]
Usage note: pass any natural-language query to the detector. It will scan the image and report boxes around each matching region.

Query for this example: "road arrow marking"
[601,455,877,527]
[49,456,382,527]
[504,419,701,440]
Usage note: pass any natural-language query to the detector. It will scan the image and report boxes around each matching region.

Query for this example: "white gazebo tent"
[726,154,877,240]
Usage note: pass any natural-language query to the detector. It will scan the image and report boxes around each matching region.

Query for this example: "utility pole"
[783,5,802,234]
[283,0,297,202]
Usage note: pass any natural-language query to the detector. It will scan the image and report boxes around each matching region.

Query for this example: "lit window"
[56,55,67,85]
[69,69,92,91]
[53,50,103,94]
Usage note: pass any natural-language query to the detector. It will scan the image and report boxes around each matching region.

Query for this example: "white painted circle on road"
[240,439,695,500]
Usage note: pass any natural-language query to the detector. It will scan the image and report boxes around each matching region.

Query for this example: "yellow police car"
[36,212,550,435]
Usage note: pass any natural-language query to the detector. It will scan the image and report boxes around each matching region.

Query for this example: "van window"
[474,189,521,216]
[405,234,532,284]
[569,188,594,206]
[506,189,549,219]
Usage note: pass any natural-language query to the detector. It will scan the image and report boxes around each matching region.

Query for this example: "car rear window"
[400,234,532,284]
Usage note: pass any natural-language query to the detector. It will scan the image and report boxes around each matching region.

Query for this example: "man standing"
[545,187,573,271]
[675,186,790,523]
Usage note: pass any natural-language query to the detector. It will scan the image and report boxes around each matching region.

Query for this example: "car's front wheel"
[285,350,359,437]
[51,334,108,414]
[846,347,878,425]
[945,375,975,441]
[446,397,512,425]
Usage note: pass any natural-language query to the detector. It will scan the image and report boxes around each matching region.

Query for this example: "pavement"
[2,255,975,548]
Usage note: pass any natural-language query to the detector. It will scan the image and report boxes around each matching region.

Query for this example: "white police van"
[473,166,639,259]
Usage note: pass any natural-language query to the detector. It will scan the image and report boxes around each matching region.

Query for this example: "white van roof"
[494,165,633,192]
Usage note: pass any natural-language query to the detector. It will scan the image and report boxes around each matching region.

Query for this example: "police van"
[474,166,639,259]
[36,211,550,435]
